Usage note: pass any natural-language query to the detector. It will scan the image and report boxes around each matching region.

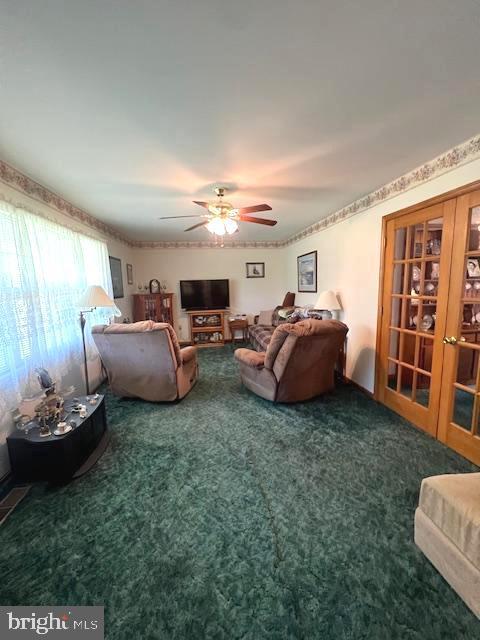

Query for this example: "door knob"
[443,336,466,345]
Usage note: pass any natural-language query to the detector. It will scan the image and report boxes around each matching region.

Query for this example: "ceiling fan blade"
[159,215,203,220]
[192,201,210,209]
[236,204,272,215]
[185,221,209,232]
[239,215,277,226]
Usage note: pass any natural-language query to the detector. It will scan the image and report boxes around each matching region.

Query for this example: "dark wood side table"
[7,395,108,483]
[228,318,249,344]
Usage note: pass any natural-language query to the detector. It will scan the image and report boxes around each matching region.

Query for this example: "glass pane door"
[378,201,455,435]
[438,196,480,465]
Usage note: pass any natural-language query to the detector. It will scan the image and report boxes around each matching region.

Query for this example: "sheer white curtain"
[0,199,114,416]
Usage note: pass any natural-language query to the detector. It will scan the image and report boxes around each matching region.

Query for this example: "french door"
[377,201,455,436]
[377,186,480,465]
[437,190,480,465]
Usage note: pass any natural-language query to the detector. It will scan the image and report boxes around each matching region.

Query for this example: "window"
[0,200,113,412]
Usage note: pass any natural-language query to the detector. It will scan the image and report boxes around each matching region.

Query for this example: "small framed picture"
[126,263,133,285]
[297,251,317,292]
[467,258,480,278]
[246,262,265,278]
[109,256,124,299]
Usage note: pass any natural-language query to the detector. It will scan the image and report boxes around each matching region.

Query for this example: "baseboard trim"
[343,376,375,399]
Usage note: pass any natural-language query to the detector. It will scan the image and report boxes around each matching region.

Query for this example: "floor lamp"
[77,285,120,395]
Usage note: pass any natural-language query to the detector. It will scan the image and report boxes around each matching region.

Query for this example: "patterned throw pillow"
[288,309,303,323]
[288,307,322,323]
[307,310,324,320]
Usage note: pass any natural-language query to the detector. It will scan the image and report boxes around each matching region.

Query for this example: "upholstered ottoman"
[414,472,480,618]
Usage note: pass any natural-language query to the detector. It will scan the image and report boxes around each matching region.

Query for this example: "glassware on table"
[18,415,34,432]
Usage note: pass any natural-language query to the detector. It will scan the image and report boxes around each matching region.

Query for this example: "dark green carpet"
[1,347,479,639]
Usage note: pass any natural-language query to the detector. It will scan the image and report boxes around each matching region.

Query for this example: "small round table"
[228,318,249,344]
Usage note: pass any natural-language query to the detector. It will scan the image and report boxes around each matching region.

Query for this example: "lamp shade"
[314,290,341,311]
[78,285,120,315]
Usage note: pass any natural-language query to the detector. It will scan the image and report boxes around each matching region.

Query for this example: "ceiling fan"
[158,187,277,235]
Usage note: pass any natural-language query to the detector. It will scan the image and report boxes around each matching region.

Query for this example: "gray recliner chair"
[92,320,198,401]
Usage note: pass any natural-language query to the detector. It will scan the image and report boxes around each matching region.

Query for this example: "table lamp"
[78,285,120,394]
[314,290,341,319]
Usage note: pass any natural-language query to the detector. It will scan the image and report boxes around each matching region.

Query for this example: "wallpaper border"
[281,133,480,247]
[133,240,282,249]
[0,160,133,246]
[1,133,479,250]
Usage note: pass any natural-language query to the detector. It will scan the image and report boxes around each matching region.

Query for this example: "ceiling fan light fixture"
[208,202,232,216]
[174,187,275,233]
[224,218,238,234]
[206,217,226,235]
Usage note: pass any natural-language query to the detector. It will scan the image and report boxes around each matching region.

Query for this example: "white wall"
[285,157,480,393]
[0,181,137,478]
[132,247,286,340]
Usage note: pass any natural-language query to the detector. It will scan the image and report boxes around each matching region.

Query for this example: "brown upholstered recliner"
[92,321,198,401]
[234,319,348,402]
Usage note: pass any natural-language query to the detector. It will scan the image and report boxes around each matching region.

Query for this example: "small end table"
[228,317,249,344]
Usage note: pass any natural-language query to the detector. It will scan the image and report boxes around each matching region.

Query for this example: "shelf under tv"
[187,309,227,348]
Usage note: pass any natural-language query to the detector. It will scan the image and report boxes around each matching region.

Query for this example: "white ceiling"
[0,1,479,242]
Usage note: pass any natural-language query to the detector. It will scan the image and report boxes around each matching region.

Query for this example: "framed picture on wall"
[109,256,124,299]
[246,262,265,278]
[297,251,317,292]
[126,263,133,285]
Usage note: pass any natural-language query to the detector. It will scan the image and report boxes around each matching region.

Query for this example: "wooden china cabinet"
[133,293,174,327]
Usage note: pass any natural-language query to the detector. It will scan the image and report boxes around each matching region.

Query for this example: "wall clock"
[149,279,161,294]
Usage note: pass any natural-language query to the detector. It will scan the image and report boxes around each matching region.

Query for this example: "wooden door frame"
[374,179,480,401]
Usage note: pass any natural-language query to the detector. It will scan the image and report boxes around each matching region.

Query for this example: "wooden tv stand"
[187,310,226,347]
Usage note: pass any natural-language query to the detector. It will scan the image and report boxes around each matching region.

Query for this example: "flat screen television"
[180,279,230,310]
